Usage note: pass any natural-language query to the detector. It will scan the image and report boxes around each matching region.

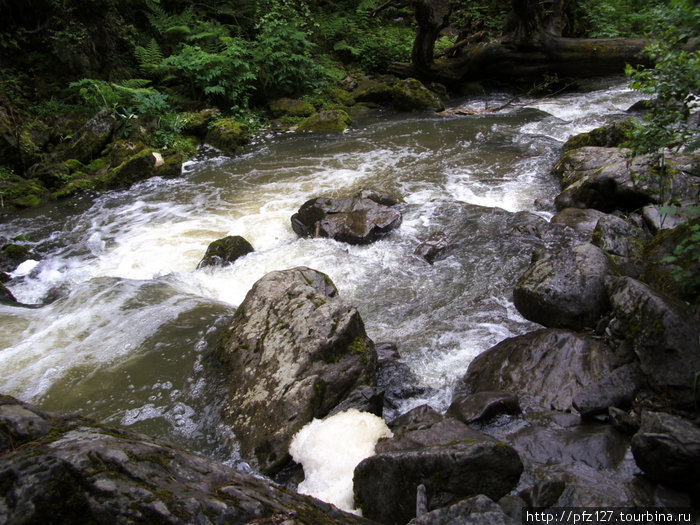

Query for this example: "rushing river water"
[0,78,644,465]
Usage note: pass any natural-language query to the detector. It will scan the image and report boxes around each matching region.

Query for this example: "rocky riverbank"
[1,110,699,523]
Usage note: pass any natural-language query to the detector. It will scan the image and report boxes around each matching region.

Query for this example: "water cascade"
[0,79,643,465]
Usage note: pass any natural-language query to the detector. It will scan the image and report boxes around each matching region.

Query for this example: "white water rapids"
[0,79,645,463]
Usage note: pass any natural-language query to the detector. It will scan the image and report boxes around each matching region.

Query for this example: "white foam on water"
[289,409,393,514]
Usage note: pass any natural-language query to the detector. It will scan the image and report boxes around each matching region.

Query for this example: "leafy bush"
[252,1,324,98]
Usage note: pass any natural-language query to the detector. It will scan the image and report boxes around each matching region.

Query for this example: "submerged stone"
[197,235,254,269]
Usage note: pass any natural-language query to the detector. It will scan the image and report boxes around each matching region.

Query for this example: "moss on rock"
[205,118,251,155]
[298,110,352,133]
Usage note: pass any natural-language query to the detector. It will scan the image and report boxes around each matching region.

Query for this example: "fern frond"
[134,39,164,69]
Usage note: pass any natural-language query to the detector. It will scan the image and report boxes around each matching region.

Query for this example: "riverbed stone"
[454,329,614,413]
[217,267,377,475]
[197,235,254,269]
[408,494,518,525]
[414,231,452,263]
[0,282,17,304]
[631,411,700,488]
[606,276,700,407]
[0,394,371,525]
[592,214,649,258]
[354,440,522,525]
[513,242,613,330]
[291,193,402,244]
[447,391,521,424]
[391,78,445,112]
[562,119,635,151]
[551,207,608,237]
[572,362,645,418]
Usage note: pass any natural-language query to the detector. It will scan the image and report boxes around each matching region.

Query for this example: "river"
[0,78,644,466]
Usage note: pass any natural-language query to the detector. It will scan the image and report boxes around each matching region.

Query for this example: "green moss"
[64,159,85,172]
[298,110,351,133]
[347,336,371,363]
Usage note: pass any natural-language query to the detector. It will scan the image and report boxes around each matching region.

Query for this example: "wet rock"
[354,439,522,525]
[291,194,402,245]
[379,405,494,453]
[551,207,608,237]
[606,276,700,407]
[572,363,645,418]
[0,395,371,525]
[414,231,452,263]
[454,329,614,413]
[197,235,254,269]
[447,391,521,424]
[205,118,251,155]
[553,147,699,213]
[408,494,518,525]
[0,243,39,272]
[377,349,436,421]
[0,282,17,305]
[217,267,377,475]
[268,98,316,118]
[631,411,700,488]
[562,119,635,151]
[298,110,352,133]
[608,407,641,435]
[513,242,613,330]
[592,214,649,258]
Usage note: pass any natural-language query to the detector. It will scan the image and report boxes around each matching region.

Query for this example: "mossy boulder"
[182,108,221,139]
[329,88,355,106]
[197,235,254,269]
[562,119,635,151]
[269,98,316,118]
[0,171,49,211]
[1,243,38,272]
[98,148,159,190]
[298,110,352,133]
[391,78,445,112]
[205,118,251,155]
[353,77,444,112]
[63,108,116,163]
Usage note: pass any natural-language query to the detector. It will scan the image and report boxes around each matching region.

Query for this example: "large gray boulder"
[552,147,699,213]
[353,405,522,525]
[592,214,649,258]
[291,192,402,244]
[0,395,371,525]
[513,243,613,330]
[64,108,116,163]
[631,411,700,488]
[354,442,522,525]
[606,276,700,407]
[454,329,614,413]
[218,267,378,474]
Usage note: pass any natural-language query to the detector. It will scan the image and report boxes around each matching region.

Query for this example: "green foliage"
[575,0,665,37]
[660,214,700,295]
[252,1,324,99]
[161,37,256,109]
[625,1,700,156]
[314,10,413,73]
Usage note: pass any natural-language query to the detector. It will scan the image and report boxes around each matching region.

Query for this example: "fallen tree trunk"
[379,0,651,86]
